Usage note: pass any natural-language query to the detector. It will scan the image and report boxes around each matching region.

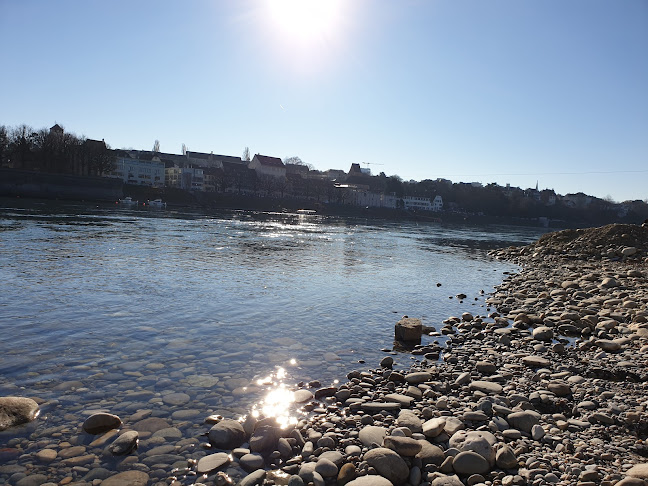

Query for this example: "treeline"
[0,123,114,177]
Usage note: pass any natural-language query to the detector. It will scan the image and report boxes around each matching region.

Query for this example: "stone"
[346,476,394,486]
[547,381,571,396]
[314,458,338,477]
[0,397,40,431]
[595,339,623,352]
[469,380,502,394]
[16,475,49,486]
[405,372,432,384]
[627,463,648,478]
[385,393,414,407]
[532,326,554,341]
[522,356,551,368]
[101,470,150,486]
[431,476,464,486]
[476,361,497,374]
[395,317,423,342]
[452,451,490,475]
[208,419,246,449]
[359,425,387,447]
[449,430,496,466]
[338,463,357,485]
[197,452,230,473]
[240,453,265,471]
[108,430,139,455]
[162,392,190,405]
[250,425,281,452]
[380,356,394,368]
[35,448,57,463]
[361,402,401,413]
[319,450,344,466]
[506,411,541,433]
[294,390,313,403]
[364,447,410,485]
[131,417,170,433]
[239,469,267,486]
[415,439,445,466]
[396,410,423,433]
[495,445,518,469]
[383,435,422,456]
[423,417,446,438]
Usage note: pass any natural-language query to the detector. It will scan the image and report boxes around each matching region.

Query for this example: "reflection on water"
[251,366,299,429]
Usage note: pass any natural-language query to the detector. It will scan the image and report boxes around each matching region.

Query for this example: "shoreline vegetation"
[1,224,648,486]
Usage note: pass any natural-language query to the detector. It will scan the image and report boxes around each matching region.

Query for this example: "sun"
[265,0,343,44]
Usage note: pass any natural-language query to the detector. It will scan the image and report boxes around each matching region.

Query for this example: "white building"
[249,154,286,179]
[403,196,432,211]
[165,167,204,191]
[110,152,165,188]
[432,195,443,212]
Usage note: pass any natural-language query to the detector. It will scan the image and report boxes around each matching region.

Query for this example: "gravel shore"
[1,223,647,486]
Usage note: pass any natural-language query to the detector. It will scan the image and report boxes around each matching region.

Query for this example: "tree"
[284,155,314,170]
[0,125,8,167]
[153,140,160,153]
[242,146,251,162]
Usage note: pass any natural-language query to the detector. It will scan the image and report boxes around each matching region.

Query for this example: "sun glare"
[265,0,343,43]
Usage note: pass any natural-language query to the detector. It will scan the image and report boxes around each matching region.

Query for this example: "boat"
[146,199,167,209]
[118,197,138,206]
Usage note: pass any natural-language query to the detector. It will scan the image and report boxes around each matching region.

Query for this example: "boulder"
[452,450,490,475]
[395,317,422,342]
[506,411,541,433]
[0,397,40,431]
[364,447,409,485]
[208,419,246,449]
[448,430,496,466]
[82,412,122,435]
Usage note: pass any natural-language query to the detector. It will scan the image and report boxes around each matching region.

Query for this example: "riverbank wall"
[0,168,123,201]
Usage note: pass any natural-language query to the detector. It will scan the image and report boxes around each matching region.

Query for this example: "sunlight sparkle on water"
[249,365,301,429]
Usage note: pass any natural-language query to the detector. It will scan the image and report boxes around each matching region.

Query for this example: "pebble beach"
[1,223,648,486]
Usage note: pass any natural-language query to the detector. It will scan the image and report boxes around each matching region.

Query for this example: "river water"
[0,198,545,480]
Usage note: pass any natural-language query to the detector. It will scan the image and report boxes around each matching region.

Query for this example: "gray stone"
[507,410,541,433]
[405,372,432,384]
[496,445,518,469]
[431,476,464,486]
[452,451,490,475]
[423,417,446,438]
[250,425,281,452]
[208,419,246,449]
[0,397,39,431]
[449,430,496,466]
[315,458,338,477]
[109,430,139,455]
[395,317,422,342]
[294,390,313,403]
[522,356,551,368]
[396,410,423,433]
[469,381,503,394]
[346,476,394,486]
[359,425,387,447]
[385,393,414,407]
[532,326,554,341]
[197,452,230,473]
[383,435,422,456]
[627,463,648,478]
[240,453,264,471]
[364,447,409,485]
[416,439,445,466]
[239,469,267,486]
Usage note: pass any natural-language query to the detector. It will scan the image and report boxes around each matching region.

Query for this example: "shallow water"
[0,199,545,478]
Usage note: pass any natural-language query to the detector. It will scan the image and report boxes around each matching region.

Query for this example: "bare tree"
[284,156,314,170]
[242,146,251,162]
[153,139,160,153]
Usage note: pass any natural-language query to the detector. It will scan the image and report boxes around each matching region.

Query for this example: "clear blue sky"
[1,0,646,202]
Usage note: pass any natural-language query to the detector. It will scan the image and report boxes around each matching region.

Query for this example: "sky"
[1,0,647,202]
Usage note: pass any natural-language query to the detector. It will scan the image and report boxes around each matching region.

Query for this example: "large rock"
[532,326,554,342]
[469,380,503,394]
[108,430,139,455]
[449,430,496,466]
[250,425,282,452]
[208,419,246,449]
[452,450,490,475]
[495,444,519,469]
[82,412,122,435]
[506,410,541,433]
[627,463,648,478]
[415,439,444,466]
[396,410,423,433]
[197,452,230,473]
[346,476,393,486]
[383,436,422,456]
[364,447,409,485]
[431,475,464,486]
[0,397,39,431]
[422,417,446,438]
[395,317,422,342]
[239,469,267,486]
[359,425,387,447]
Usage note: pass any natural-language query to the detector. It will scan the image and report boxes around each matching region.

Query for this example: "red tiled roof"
[255,155,284,167]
